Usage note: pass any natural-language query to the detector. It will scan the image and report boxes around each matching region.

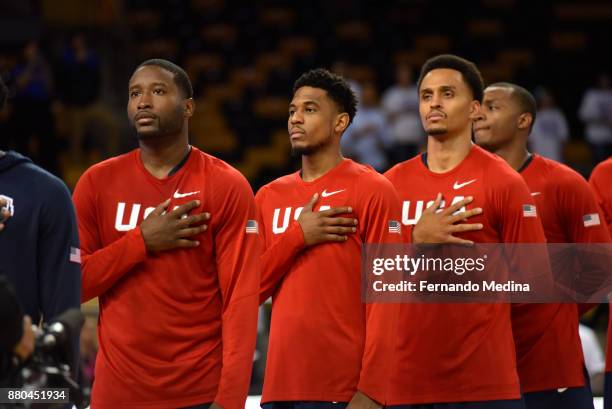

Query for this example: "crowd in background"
[2,33,611,186]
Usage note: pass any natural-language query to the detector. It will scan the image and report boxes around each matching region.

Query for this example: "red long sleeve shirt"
[73,147,260,409]
[384,145,547,404]
[589,156,612,372]
[512,154,611,392]
[257,159,402,404]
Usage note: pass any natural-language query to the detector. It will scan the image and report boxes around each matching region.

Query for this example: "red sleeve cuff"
[285,220,307,251]
[130,226,148,261]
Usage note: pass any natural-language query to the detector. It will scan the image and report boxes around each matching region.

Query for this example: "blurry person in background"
[529,87,569,162]
[381,63,424,163]
[579,73,612,162]
[341,81,392,171]
[579,323,605,395]
[56,33,119,162]
[332,60,362,103]
[78,311,98,398]
[6,40,58,173]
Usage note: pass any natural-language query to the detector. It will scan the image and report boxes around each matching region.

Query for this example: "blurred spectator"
[579,73,612,163]
[579,323,605,395]
[79,313,98,400]
[56,33,119,160]
[332,60,362,103]
[251,305,269,394]
[381,63,424,162]
[7,40,58,173]
[341,81,391,171]
[529,87,569,162]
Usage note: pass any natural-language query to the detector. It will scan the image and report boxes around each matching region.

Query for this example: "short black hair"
[293,68,358,124]
[135,59,193,99]
[417,54,484,102]
[488,82,537,131]
[0,74,7,110]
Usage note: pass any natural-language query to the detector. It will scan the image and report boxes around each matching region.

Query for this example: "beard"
[426,125,448,136]
[291,145,317,156]
[132,106,184,140]
[290,134,332,157]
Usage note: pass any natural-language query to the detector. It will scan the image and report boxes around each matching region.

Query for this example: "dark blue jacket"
[0,151,80,323]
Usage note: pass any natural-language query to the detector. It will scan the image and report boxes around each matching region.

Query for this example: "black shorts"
[387,399,525,409]
[604,371,612,409]
[262,402,347,409]
[523,387,594,409]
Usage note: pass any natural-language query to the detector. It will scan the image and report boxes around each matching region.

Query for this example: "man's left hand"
[0,197,10,231]
[14,315,35,361]
[346,391,381,409]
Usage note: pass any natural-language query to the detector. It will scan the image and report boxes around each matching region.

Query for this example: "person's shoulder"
[384,155,422,180]
[12,160,71,200]
[471,144,504,164]
[473,146,525,190]
[257,172,298,197]
[526,153,555,176]
[536,155,589,194]
[3,163,74,217]
[81,149,137,180]
[194,149,253,196]
[591,156,612,179]
[474,145,516,175]
[542,156,585,183]
[196,149,246,183]
[340,160,397,199]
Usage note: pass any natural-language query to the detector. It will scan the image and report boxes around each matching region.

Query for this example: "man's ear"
[184,98,194,118]
[517,113,533,131]
[335,112,350,134]
[468,100,481,121]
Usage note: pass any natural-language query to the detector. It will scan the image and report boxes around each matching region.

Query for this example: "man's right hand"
[298,193,358,246]
[412,193,483,244]
[141,199,210,253]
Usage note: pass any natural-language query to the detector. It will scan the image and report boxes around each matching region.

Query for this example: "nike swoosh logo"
[453,179,477,190]
[531,192,541,196]
[321,189,346,198]
[173,189,200,199]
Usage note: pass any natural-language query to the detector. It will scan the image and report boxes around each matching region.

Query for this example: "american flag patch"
[69,247,81,264]
[245,220,259,234]
[388,220,402,234]
[583,213,601,227]
[522,204,537,218]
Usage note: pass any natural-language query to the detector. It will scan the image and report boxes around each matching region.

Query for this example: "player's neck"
[139,135,190,179]
[301,149,344,182]
[426,131,472,173]
[493,139,530,171]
